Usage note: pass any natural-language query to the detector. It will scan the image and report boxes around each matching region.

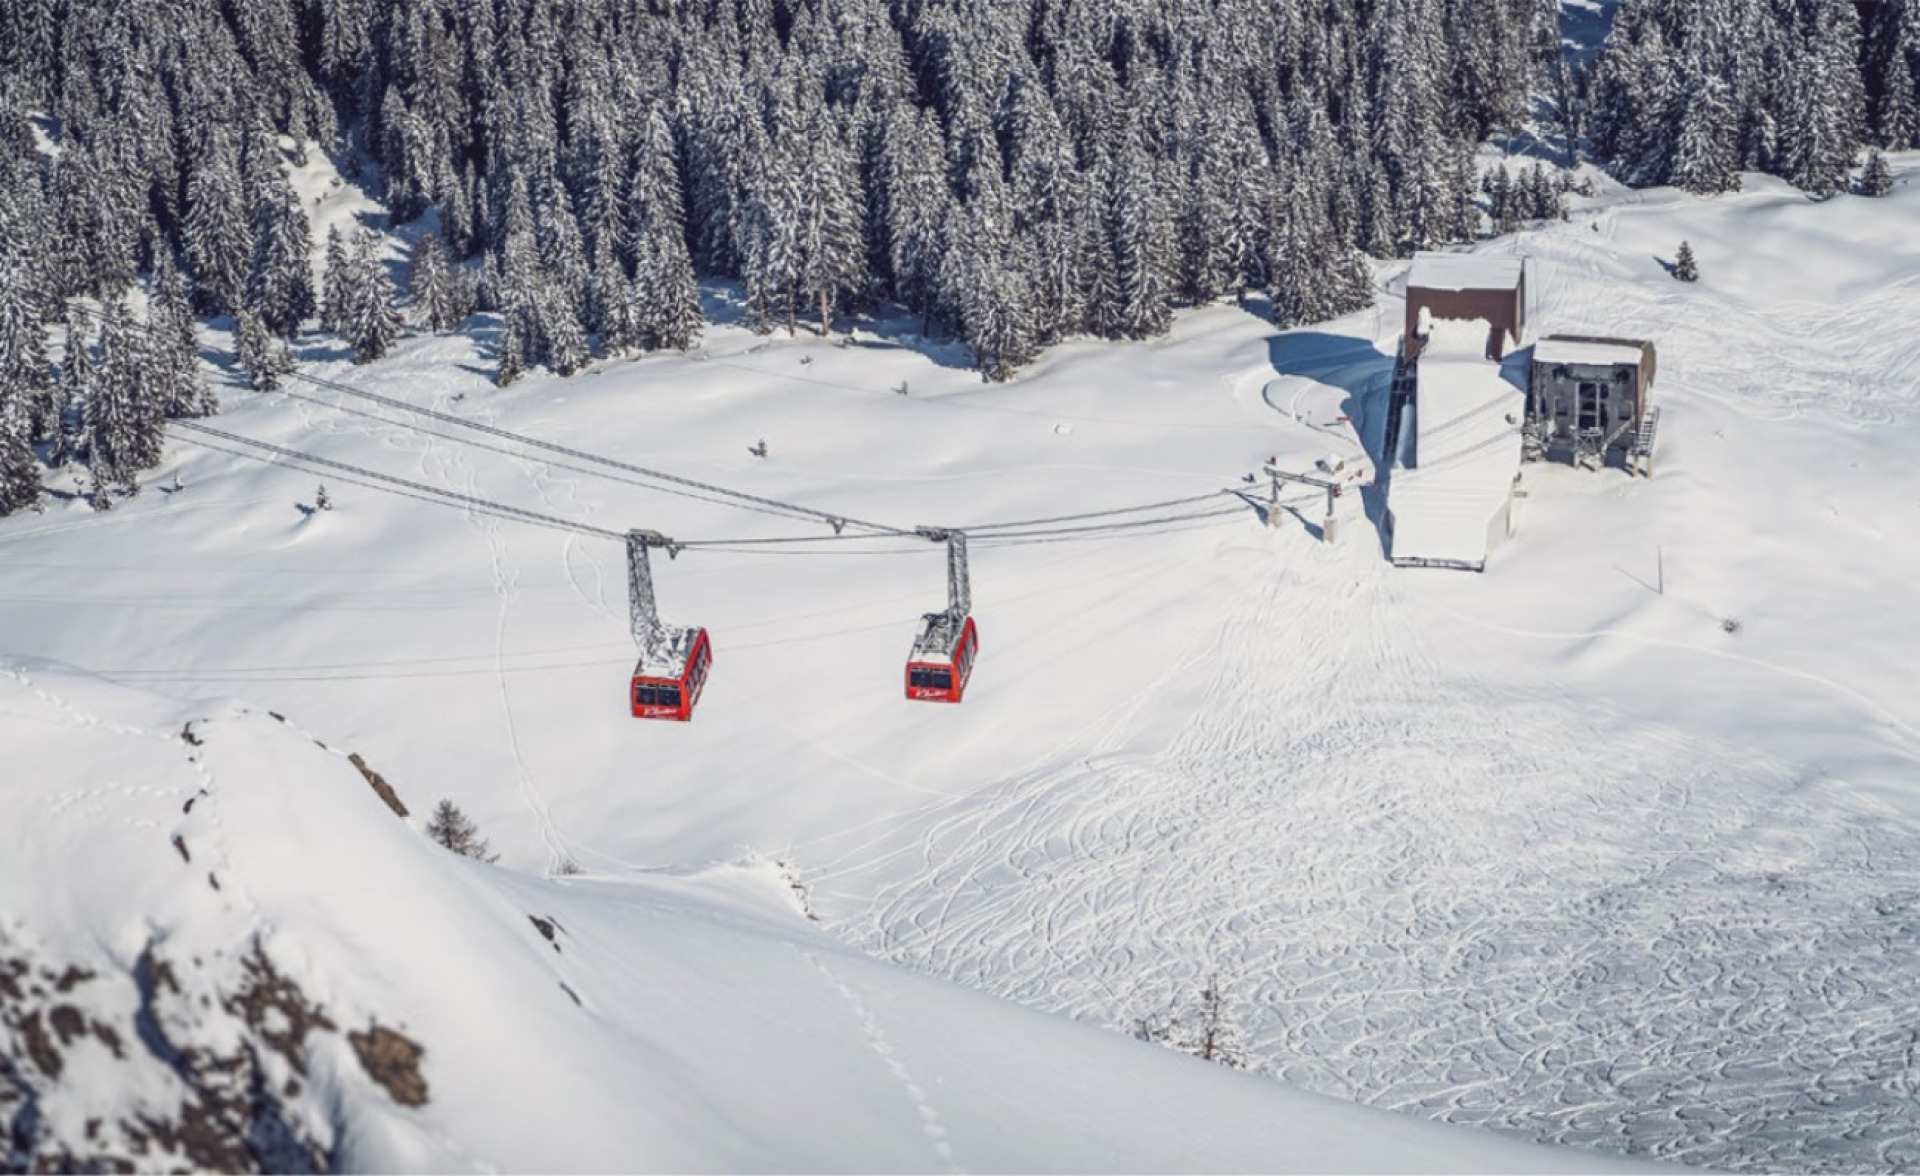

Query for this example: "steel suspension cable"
[170,421,626,542]
[270,366,915,537]
[268,385,833,526]
[62,298,913,537]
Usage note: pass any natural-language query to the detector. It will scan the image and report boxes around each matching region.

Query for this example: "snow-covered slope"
[6,155,1920,1172]
[0,659,1627,1172]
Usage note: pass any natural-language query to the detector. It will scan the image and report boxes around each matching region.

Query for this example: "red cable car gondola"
[906,529,977,704]
[631,626,712,721]
[906,613,978,703]
[626,530,711,722]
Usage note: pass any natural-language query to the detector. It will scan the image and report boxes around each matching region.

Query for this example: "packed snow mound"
[0,660,1635,1173]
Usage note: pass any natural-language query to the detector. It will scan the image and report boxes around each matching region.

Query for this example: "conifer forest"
[0,0,1917,513]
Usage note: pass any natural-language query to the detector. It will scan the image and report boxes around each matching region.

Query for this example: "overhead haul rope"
[59,298,1302,550]
[171,421,627,541]
[176,421,1271,555]
[273,367,1260,543]
[268,384,835,526]
[62,299,911,538]
[267,365,916,537]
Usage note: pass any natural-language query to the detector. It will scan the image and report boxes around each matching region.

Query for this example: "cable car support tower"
[1265,465,1346,544]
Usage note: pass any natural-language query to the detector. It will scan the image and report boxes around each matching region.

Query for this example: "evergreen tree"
[251,184,317,337]
[630,231,703,352]
[1105,150,1174,340]
[1867,0,1920,149]
[341,230,401,364]
[408,231,467,332]
[183,131,252,316]
[0,386,39,516]
[426,799,498,862]
[495,314,528,387]
[793,107,867,337]
[0,230,45,514]
[950,193,1037,382]
[149,253,216,419]
[84,300,164,492]
[1859,150,1896,197]
[52,303,93,465]
[321,225,351,333]
[1670,78,1741,195]
[236,309,293,390]
[0,237,54,446]
[1674,240,1699,282]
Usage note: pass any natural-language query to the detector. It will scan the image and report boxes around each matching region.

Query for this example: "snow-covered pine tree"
[235,309,293,391]
[342,230,400,364]
[250,180,317,337]
[149,253,216,419]
[495,313,527,387]
[947,184,1038,383]
[1864,0,1920,148]
[321,225,350,334]
[583,238,624,342]
[1105,148,1174,340]
[51,302,92,464]
[1782,9,1867,200]
[1674,240,1699,282]
[182,130,252,316]
[407,231,466,332]
[1327,247,1377,321]
[1859,150,1896,197]
[629,229,703,353]
[84,300,165,493]
[536,276,591,376]
[0,235,46,513]
[534,170,591,324]
[736,131,805,335]
[1670,78,1742,195]
[794,106,866,337]
[878,106,950,334]
[0,232,54,446]
[1485,165,1515,232]
[0,385,39,515]
[1176,102,1240,305]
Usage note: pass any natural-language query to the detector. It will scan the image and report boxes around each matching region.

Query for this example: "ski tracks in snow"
[818,548,1920,1173]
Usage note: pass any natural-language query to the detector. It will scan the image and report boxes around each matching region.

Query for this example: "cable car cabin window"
[911,668,953,692]
[635,684,683,709]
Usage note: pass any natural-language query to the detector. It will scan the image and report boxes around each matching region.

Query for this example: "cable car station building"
[1527,336,1659,476]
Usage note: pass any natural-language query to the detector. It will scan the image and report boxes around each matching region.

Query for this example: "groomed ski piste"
[5,148,1920,1171]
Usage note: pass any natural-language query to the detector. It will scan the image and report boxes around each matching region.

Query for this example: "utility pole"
[1265,466,1345,544]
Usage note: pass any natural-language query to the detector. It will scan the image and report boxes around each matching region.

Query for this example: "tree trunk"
[786,283,797,336]
[818,288,831,337]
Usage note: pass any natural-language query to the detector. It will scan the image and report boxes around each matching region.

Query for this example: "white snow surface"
[7,155,1920,1171]
[1533,337,1650,369]
[0,659,1615,1173]
[1406,253,1526,294]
